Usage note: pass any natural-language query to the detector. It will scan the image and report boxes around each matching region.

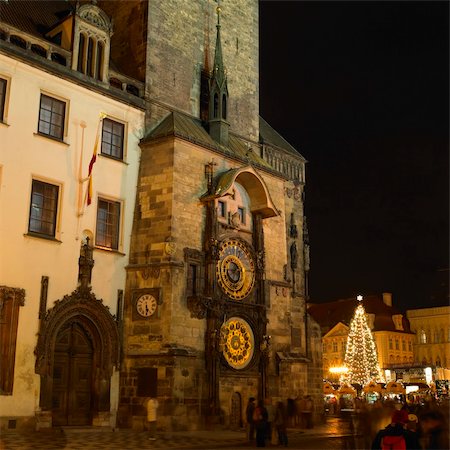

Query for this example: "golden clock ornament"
[216,238,255,300]
[221,317,254,369]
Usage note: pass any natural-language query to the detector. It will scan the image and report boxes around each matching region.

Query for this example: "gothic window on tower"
[95,198,121,250]
[28,179,60,239]
[38,94,66,141]
[222,94,227,119]
[101,118,125,160]
[213,93,219,118]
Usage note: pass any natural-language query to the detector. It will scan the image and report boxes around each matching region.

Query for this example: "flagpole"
[77,121,87,218]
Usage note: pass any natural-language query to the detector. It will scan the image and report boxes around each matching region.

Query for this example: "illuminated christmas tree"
[342,296,383,385]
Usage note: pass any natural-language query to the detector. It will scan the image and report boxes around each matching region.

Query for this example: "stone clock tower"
[108,0,323,430]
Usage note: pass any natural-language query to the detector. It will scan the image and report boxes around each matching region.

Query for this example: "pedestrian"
[254,399,269,447]
[305,395,314,429]
[265,397,275,444]
[419,409,448,449]
[146,396,159,441]
[245,396,256,442]
[371,409,421,450]
[274,401,288,447]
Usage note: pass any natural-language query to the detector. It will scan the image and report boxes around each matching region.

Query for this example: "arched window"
[77,33,86,72]
[213,93,219,118]
[420,330,427,344]
[96,41,104,80]
[87,37,95,77]
[222,93,227,119]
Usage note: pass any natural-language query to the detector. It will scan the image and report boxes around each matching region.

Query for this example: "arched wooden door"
[52,322,93,426]
[230,392,242,429]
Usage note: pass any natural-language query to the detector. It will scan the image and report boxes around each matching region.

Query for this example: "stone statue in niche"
[289,213,298,238]
[290,242,298,270]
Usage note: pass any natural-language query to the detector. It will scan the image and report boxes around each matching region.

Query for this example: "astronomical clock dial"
[136,293,157,318]
[216,239,255,300]
[221,317,254,369]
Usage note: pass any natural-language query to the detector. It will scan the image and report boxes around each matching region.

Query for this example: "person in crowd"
[146,396,159,441]
[254,399,269,447]
[419,409,449,449]
[371,409,421,450]
[274,401,288,447]
[245,397,256,442]
[264,397,276,445]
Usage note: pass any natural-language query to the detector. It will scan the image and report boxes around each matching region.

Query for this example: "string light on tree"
[341,295,384,386]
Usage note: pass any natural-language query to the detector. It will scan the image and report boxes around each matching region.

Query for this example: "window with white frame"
[95,198,120,250]
[38,94,65,140]
[101,118,124,160]
[28,179,59,238]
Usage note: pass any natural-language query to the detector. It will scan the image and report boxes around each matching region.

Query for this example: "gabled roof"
[308,294,413,334]
[142,111,272,169]
[323,322,349,339]
[0,1,75,37]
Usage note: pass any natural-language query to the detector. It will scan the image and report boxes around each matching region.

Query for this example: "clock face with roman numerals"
[216,239,255,300]
[136,294,157,317]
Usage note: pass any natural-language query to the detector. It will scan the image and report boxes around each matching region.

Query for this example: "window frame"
[0,76,7,123]
[218,200,226,218]
[28,179,60,239]
[38,93,66,141]
[101,117,125,161]
[95,197,122,251]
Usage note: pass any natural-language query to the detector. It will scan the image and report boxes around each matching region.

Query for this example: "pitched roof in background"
[308,294,413,334]
[259,116,305,160]
[0,1,75,37]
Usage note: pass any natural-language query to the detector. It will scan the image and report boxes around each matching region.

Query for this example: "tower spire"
[208,0,229,146]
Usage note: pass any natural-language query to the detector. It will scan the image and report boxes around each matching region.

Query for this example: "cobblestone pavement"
[0,417,353,450]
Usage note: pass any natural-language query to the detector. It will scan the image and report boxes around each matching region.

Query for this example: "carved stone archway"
[35,286,119,426]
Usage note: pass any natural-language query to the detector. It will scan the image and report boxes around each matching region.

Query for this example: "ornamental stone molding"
[35,286,120,378]
[77,4,113,34]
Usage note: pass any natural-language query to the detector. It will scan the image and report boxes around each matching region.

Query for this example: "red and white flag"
[86,113,106,205]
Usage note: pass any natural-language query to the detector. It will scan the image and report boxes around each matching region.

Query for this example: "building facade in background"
[309,293,415,382]
[406,306,450,380]
[0,0,322,431]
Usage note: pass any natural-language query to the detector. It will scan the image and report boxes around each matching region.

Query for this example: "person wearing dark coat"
[254,399,269,447]
[371,409,421,450]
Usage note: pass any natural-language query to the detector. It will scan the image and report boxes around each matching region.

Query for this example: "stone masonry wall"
[145,0,259,141]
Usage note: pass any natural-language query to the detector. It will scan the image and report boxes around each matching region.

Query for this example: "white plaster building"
[0,1,145,429]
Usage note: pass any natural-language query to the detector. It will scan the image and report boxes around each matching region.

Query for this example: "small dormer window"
[72,4,112,83]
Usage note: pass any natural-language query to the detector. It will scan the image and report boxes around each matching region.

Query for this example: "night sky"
[259,1,449,311]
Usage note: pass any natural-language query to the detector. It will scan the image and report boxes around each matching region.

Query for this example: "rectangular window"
[408,341,412,351]
[137,367,157,397]
[38,94,65,140]
[238,207,245,224]
[187,264,198,296]
[395,339,399,350]
[332,341,338,352]
[389,338,393,349]
[0,77,7,122]
[96,198,120,250]
[101,118,124,160]
[28,180,59,238]
[218,200,226,218]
